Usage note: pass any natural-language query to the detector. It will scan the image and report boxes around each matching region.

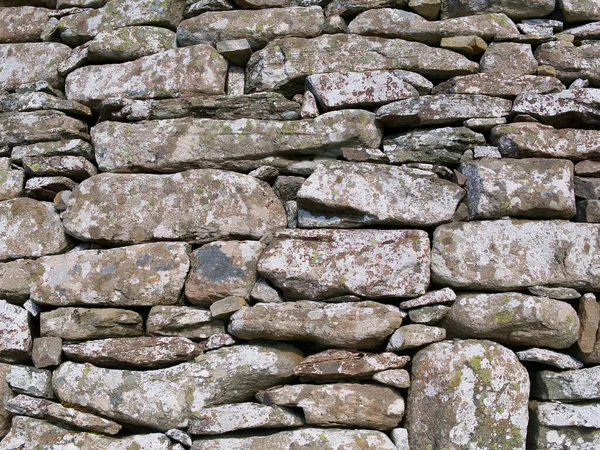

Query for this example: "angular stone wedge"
[62,170,286,245]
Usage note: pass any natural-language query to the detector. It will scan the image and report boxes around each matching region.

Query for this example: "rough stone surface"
[0,7,52,44]
[23,155,97,181]
[535,41,600,87]
[0,198,68,262]
[440,35,487,56]
[31,242,189,307]
[0,43,71,90]
[578,199,600,222]
[191,428,397,450]
[0,111,88,148]
[6,365,54,399]
[297,161,464,227]
[0,300,31,363]
[376,94,513,128]
[325,0,408,19]
[0,364,12,438]
[0,92,91,117]
[386,324,446,350]
[578,293,600,354]
[528,286,581,300]
[147,306,225,340]
[188,402,304,435]
[383,126,486,165]
[480,42,537,76]
[559,0,600,22]
[32,337,62,369]
[88,26,177,63]
[40,307,144,340]
[209,296,247,319]
[246,34,478,95]
[62,170,286,245]
[407,340,529,450]
[229,301,403,350]
[440,0,555,19]
[442,293,580,349]
[373,369,410,389]
[432,220,600,290]
[0,158,24,201]
[532,365,600,401]
[52,343,303,430]
[258,383,404,430]
[399,287,456,309]
[92,110,381,172]
[177,7,324,49]
[11,139,93,164]
[25,177,78,201]
[257,229,430,300]
[408,305,451,324]
[516,348,584,370]
[0,259,33,304]
[458,158,576,219]
[0,416,169,450]
[66,45,228,108]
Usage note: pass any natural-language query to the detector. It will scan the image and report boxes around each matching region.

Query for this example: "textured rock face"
[66,45,228,108]
[407,340,529,450]
[258,229,430,299]
[0,7,52,44]
[62,170,286,245]
[147,306,225,340]
[246,34,478,95]
[52,343,303,430]
[0,301,31,363]
[0,198,68,261]
[442,293,580,349]
[177,7,324,48]
[559,0,600,22]
[440,0,555,19]
[58,0,185,46]
[92,110,381,172]
[191,428,398,450]
[0,111,88,147]
[258,383,404,430]
[459,158,576,219]
[432,220,600,290]
[0,43,71,90]
[532,366,600,401]
[535,41,600,87]
[41,308,144,340]
[296,161,464,227]
[31,242,190,307]
[229,301,403,349]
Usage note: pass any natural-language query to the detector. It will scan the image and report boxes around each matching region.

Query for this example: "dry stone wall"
[1,0,600,448]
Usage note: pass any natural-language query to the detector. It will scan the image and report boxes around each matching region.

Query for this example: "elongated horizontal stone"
[0,198,68,262]
[432,220,600,290]
[92,110,381,173]
[440,0,554,19]
[0,417,169,450]
[11,139,93,164]
[63,337,198,369]
[6,395,121,435]
[246,34,478,95]
[52,343,303,430]
[31,242,190,307]
[99,93,301,122]
[459,158,576,219]
[432,73,565,98]
[348,11,518,45]
[530,425,600,449]
[188,403,303,435]
[58,0,185,46]
[177,7,324,49]
[6,365,53,399]
[88,26,177,63]
[306,71,420,111]
[0,300,31,363]
[531,401,600,428]
[0,43,71,90]
[559,0,600,23]
[23,155,97,181]
[533,366,600,401]
[191,428,397,450]
[0,111,88,147]
[516,348,584,370]
[147,306,225,340]
[66,45,228,108]
[40,308,144,340]
[0,7,52,44]
[535,41,600,87]
[62,170,286,245]
[258,229,430,299]
[442,293,579,349]
[325,0,408,19]
[297,161,464,227]
[229,301,403,349]
[376,94,513,128]
[258,383,404,430]
[0,92,91,117]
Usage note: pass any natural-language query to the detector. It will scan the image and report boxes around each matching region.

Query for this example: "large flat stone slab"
[442,293,579,349]
[491,122,600,160]
[348,11,518,45]
[229,301,403,350]
[52,343,303,430]
[177,6,324,49]
[0,198,68,262]
[432,220,600,290]
[407,339,529,450]
[0,7,52,44]
[458,158,576,219]
[0,111,88,147]
[58,0,185,46]
[31,242,190,307]
[535,41,600,87]
[0,43,71,90]
[246,34,478,95]
[92,110,382,173]
[0,417,169,450]
[257,229,430,300]
[440,0,554,19]
[62,170,286,245]
[66,45,228,108]
[296,161,464,227]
